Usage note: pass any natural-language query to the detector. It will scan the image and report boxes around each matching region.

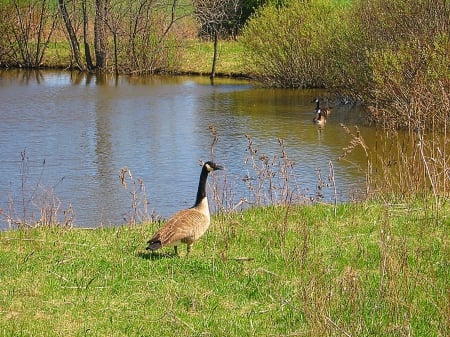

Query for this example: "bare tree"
[82,0,94,70]
[6,0,58,67]
[103,0,134,76]
[94,0,183,74]
[193,0,243,79]
[12,0,184,74]
[59,0,85,70]
[0,4,16,66]
[57,0,107,72]
[95,0,108,71]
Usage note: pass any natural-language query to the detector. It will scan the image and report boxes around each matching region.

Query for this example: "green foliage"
[339,0,450,130]
[241,0,450,129]
[367,35,450,129]
[0,201,448,336]
[241,0,349,88]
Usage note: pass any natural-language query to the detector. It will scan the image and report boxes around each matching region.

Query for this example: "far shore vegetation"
[0,1,449,336]
[1,0,448,130]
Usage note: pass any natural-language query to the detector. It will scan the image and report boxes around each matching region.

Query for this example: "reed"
[338,120,449,213]
[375,128,449,202]
[119,167,160,225]
[242,135,302,207]
[0,149,73,228]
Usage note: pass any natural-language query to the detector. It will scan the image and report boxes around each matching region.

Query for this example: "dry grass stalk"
[0,149,73,228]
[339,125,372,197]
[119,167,159,225]
[243,135,301,207]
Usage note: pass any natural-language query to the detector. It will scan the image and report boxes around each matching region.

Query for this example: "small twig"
[48,270,70,283]
[2,237,93,247]
[325,315,352,337]
[209,123,219,159]
[233,257,254,262]
[255,267,279,277]
[168,312,195,332]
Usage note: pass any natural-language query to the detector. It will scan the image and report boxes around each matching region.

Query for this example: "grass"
[1,201,448,336]
[33,38,245,76]
[42,41,73,69]
[178,39,246,76]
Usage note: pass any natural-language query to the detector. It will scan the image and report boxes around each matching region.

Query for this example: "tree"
[94,0,108,71]
[4,0,58,67]
[2,0,184,73]
[82,0,94,70]
[59,0,85,70]
[193,0,243,79]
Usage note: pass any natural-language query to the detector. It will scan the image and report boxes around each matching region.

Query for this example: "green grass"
[0,201,448,336]
[179,40,246,76]
[37,38,245,75]
[39,41,73,68]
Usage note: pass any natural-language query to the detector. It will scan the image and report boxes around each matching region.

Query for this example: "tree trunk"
[82,0,93,70]
[94,0,108,71]
[210,32,218,79]
[58,0,84,70]
[113,32,118,77]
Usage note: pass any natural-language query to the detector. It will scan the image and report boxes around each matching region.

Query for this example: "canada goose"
[313,109,327,125]
[146,161,223,256]
[312,97,332,117]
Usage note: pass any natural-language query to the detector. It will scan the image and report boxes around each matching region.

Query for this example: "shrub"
[367,36,450,130]
[242,0,450,130]
[241,0,348,88]
[332,0,450,130]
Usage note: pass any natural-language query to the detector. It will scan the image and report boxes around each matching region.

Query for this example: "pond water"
[0,70,373,229]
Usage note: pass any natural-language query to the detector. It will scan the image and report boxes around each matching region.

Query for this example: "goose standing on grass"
[146,161,223,256]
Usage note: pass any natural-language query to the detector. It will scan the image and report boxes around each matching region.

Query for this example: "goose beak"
[214,164,224,171]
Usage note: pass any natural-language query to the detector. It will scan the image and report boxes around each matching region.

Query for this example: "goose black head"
[204,161,224,172]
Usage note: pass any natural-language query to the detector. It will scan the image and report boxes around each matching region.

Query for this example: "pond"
[0,70,373,229]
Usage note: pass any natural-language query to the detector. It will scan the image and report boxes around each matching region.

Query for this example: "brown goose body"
[313,110,327,125]
[146,161,223,255]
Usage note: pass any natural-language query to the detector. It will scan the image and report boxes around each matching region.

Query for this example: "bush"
[367,35,450,130]
[0,0,58,68]
[242,0,450,130]
[340,0,450,130]
[241,0,348,88]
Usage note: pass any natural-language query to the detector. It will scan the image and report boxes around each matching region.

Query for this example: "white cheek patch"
[205,163,212,172]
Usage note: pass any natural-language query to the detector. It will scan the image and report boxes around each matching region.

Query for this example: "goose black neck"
[194,165,210,206]
[315,100,320,110]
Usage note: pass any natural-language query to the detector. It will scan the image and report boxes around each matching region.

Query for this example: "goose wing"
[147,208,209,250]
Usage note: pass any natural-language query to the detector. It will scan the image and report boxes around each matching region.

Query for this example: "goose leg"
[186,243,192,256]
